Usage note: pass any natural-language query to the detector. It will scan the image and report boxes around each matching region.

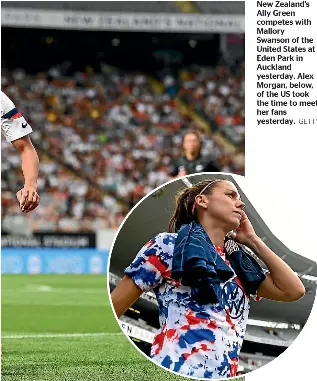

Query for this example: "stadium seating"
[179,65,245,146]
[245,325,298,346]
[1,63,245,232]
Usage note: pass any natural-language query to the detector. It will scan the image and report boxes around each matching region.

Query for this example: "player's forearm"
[20,146,39,188]
[247,236,304,293]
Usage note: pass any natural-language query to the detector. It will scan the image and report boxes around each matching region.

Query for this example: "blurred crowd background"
[1,1,245,233]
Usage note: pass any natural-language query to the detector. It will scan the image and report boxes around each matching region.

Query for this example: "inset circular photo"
[108,173,316,379]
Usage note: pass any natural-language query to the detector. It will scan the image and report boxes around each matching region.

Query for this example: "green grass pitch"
[1,274,245,381]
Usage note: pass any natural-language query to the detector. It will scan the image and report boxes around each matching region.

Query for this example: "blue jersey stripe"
[2,107,19,119]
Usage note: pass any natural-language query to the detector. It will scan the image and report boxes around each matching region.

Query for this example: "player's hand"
[232,210,257,246]
[16,186,40,213]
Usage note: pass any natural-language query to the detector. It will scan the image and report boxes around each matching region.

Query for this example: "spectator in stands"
[170,129,220,178]
[111,178,305,379]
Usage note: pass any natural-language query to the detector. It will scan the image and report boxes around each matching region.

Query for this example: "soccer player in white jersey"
[1,91,40,213]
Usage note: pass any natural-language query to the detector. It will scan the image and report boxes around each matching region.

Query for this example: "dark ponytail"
[168,179,223,232]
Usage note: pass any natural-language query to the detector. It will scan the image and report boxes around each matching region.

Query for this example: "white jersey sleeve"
[1,91,33,142]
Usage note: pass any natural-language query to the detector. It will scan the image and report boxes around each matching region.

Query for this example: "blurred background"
[1,2,246,380]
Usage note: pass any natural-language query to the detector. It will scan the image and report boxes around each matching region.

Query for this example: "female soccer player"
[111,179,305,379]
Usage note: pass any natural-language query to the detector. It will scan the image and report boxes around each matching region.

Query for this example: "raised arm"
[235,211,305,302]
[248,236,305,302]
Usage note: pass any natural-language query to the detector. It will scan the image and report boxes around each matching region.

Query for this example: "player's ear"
[195,194,208,210]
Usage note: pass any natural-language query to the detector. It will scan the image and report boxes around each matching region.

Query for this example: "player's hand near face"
[16,185,40,213]
[233,210,305,302]
[233,210,257,246]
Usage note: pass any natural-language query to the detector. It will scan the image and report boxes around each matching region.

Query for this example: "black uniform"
[170,154,220,177]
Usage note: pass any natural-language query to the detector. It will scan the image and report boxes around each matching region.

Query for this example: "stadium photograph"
[2,1,246,380]
[108,173,317,378]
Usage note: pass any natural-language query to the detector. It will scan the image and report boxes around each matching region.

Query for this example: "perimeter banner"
[1,232,96,248]
[1,8,245,33]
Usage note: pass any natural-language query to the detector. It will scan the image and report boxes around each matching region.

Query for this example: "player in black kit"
[170,130,220,178]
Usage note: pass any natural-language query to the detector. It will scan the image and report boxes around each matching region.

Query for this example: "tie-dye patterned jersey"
[125,232,262,379]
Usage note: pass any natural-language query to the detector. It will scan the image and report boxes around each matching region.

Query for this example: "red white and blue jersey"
[125,232,261,379]
[1,91,32,142]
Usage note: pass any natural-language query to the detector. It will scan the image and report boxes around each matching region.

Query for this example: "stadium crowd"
[1,63,245,232]
[178,63,245,145]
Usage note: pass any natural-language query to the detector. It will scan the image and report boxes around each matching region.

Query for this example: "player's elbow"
[12,136,34,153]
[285,284,306,301]
[13,137,39,163]
[294,285,306,300]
